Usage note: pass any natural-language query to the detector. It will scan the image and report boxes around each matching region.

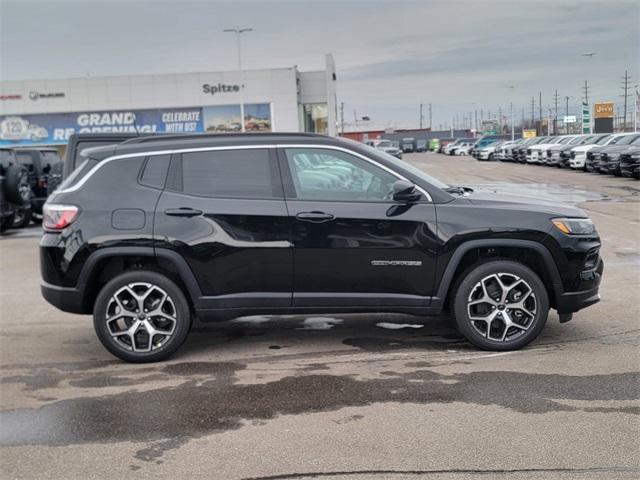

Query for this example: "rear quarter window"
[139,154,171,189]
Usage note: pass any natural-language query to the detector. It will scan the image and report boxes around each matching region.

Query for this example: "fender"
[76,246,202,308]
[430,239,563,309]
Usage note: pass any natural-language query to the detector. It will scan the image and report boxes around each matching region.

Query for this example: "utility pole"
[530,96,535,128]
[510,101,514,141]
[428,103,432,130]
[474,109,478,131]
[538,91,542,125]
[223,26,253,133]
[340,102,345,134]
[565,96,570,134]
[498,106,502,132]
[553,89,559,135]
[419,103,424,129]
[582,80,590,105]
[621,70,631,132]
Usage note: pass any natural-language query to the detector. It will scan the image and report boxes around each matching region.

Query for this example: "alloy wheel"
[105,282,177,352]
[467,272,537,342]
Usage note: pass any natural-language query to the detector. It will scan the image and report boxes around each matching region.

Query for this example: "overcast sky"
[1,0,638,129]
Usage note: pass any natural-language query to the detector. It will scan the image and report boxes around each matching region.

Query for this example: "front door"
[154,147,292,310]
[278,146,438,309]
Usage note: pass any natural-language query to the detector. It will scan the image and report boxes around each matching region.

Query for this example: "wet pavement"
[0,153,639,479]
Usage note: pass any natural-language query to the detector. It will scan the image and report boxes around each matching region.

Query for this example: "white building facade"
[0,55,337,147]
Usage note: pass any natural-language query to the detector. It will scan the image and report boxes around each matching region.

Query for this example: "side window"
[181,149,276,198]
[140,154,171,189]
[284,148,398,202]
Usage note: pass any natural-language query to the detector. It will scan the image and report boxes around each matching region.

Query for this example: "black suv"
[13,147,63,227]
[40,133,603,362]
[0,148,32,233]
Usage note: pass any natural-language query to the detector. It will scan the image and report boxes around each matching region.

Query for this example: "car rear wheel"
[93,271,192,362]
[452,260,549,351]
[12,206,32,228]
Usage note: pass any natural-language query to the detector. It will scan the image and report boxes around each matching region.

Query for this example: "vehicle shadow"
[178,313,472,358]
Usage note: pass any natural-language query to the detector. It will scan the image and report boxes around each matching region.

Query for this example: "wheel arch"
[77,247,201,313]
[434,239,562,311]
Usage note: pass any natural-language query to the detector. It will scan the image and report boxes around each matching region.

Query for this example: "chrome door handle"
[164,208,203,217]
[295,211,335,223]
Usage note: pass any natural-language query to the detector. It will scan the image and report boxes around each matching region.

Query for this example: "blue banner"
[0,104,271,146]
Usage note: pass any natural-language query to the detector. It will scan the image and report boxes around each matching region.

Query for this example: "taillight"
[43,204,79,231]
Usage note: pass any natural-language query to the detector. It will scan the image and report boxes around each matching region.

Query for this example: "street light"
[224,27,253,133]
[508,86,515,141]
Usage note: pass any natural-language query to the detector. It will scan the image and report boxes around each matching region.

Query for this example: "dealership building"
[0,54,337,147]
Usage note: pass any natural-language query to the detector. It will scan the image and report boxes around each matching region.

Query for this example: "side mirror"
[392,180,421,203]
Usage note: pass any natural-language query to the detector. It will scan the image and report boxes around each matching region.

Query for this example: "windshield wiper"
[444,185,474,195]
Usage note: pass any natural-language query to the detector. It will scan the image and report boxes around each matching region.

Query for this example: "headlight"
[631,152,640,159]
[551,217,595,235]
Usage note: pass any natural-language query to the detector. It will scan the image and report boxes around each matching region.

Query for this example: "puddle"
[472,182,610,204]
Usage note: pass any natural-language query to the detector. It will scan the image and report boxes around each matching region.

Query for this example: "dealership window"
[180,149,276,198]
[303,104,328,134]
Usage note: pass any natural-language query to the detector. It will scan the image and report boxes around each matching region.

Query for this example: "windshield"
[616,134,640,145]
[376,140,392,148]
[568,137,583,145]
[595,135,612,144]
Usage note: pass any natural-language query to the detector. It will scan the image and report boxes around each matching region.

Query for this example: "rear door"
[153,147,292,310]
[278,146,438,309]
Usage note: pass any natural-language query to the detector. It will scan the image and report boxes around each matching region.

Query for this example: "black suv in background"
[0,148,31,233]
[41,133,603,362]
[13,147,63,227]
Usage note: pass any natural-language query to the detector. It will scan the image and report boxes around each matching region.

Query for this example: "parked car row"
[473,133,640,179]
[0,146,62,233]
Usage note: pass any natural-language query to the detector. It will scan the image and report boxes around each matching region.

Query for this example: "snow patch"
[375,322,424,330]
[298,317,344,330]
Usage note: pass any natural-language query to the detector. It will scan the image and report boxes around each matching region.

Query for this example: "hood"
[572,143,599,153]
[601,144,640,154]
[549,144,575,152]
[465,189,587,218]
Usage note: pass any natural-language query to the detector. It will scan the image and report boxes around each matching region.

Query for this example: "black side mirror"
[392,180,421,203]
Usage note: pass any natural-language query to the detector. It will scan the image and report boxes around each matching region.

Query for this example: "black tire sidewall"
[12,206,32,228]
[453,260,549,351]
[93,270,192,363]
[6,165,31,204]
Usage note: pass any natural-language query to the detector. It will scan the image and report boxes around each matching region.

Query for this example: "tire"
[5,165,31,204]
[0,214,15,234]
[93,270,192,362]
[12,206,31,228]
[488,153,494,161]
[452,260,549,351]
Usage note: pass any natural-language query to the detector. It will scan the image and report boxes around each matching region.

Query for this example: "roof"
[84,132,347,160]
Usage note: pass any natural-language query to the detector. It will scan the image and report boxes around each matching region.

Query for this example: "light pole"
[224,27,253,133]
[508,86,515,140]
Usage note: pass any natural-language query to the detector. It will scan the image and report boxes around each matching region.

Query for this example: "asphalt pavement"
[0,153,638,479]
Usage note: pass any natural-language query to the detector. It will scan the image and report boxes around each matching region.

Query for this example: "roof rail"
[119,132,326,145]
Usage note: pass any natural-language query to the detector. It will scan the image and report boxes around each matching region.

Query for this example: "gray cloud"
[1,0,637,129]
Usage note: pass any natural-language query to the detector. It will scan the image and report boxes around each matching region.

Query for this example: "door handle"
[295,211,335,223]
[164,207,203,217]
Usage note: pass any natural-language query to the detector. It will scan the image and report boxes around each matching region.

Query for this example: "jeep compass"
[40,133,603,362]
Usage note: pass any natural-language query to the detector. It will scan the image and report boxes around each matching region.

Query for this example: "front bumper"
[555,258,604,314]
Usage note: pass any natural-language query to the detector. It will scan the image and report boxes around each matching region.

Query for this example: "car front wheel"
[452,260,549,351]
[93,271,192,362]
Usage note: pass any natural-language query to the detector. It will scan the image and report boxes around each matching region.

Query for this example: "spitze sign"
[594,102,614,119]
